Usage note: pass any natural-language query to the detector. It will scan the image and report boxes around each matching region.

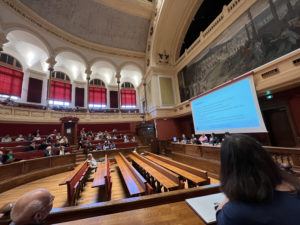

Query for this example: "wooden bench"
[129,152,180,192]
[59,160,89,206]
[144,152,210,187]
[92,155,112,201]
[114,152,152,196]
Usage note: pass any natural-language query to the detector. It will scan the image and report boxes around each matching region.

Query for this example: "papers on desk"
[185,193,225,224]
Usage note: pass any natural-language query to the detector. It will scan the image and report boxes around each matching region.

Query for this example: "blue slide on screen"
[191,76,267,134]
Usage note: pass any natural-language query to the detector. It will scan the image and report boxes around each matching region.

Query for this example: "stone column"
[85,68,92,109]
[115,73,121,111]
[46,57,56,107]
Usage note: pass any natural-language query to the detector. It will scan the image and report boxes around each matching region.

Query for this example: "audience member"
[24,142,35,152]
[53,140,60,149]
[86,142,94,151]
[1,134,12,142]
[10,188,54,225]
[190,134,197,144]
[209,133,219,145]
[199,133,208,144]
[131,136,136,142]
[181,134,188,144]
[103,141,110,150]
[112,128,117,132]
[55,132,61,140]
[15,134,25,142]
[124,135,129,143]
[96,143,102,151]
[87,153,97,170]
[25,133,33,142]
[2,150,14,163]
[221,132,231,142]
[38,141,48,150]
[33,129,40,137]
[110,142,116,150]
[58,146,66,155]
[44,146,54,157]
[112,134,117,139]
[0,150,3,165]
[216,134,300,225]
[33,134,41,141]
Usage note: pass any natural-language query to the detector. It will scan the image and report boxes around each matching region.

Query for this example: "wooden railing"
[171,143,300,178]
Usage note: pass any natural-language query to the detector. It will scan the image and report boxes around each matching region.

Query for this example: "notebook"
[185,193,225,224]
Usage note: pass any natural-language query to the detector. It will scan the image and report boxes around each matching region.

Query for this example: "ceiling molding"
[95,0,154,19]
[1,0,146,59]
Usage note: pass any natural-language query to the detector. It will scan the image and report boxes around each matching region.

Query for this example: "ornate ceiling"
[19,0,151,52]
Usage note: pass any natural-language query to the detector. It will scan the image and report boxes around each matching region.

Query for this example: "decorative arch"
[89,57,118,72]
[3,23,53,56]
[53,47,88,68]
[118,61,144,74]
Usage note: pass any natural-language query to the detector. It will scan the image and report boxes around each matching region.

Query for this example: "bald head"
[10,188,54,225]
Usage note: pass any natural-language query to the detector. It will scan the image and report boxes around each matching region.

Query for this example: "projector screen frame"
[190,72,267,134]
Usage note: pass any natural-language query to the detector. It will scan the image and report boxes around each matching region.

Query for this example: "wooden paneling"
[46,184,220,224]
[0,154,76,193]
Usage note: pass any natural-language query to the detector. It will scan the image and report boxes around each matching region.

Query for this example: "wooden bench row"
[92,155,112,201]
[59,160,90,206]
[114,152,152,196]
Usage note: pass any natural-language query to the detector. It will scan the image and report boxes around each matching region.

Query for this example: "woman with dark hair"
[217,134,300,225]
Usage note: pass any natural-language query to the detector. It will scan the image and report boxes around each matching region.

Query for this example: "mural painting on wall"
[178,0,300,102]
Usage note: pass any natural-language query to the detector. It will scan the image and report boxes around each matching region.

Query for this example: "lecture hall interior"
[0,0,299,224]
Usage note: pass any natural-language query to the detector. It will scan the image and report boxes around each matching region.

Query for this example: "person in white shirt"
[33,134,42,141]
[87,153,97,170]
[1,134,12,142]
[15,134,25,142]
[58,146,66,155]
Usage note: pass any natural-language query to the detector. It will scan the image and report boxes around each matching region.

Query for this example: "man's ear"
[33,211,43,224]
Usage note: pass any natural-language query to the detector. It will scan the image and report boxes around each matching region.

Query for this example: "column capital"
[0,32,8,52]
[85,68,92,79]
[46,57,56,70]
[115,73,121,83]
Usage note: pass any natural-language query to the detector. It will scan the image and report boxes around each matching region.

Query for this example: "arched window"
[121,82,136,108]
[0,53,23,99]
[49,71,71,107]
[89,79,107,108]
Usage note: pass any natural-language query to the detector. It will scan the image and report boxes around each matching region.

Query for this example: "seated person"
[24,142,36,152]
[25,133,33,142]
[181,134,188,144]
[0,150,3,165]
[103,141,110,150]
[216,134,300,225]
[112,135,117,139]
[44,146,54,157]
[87,153,97,170]
[96,143,102,151]
[55,132,61,140]
[117,133,123,139]
[15,134,25,142]
[106,134,112,140]
[221,132,231,142]
[86,142,94,151]
[190,134,197,144]
[1,134,12,142]
[33,129,40,137]
[45,135,53,144]
[199,133,208,144]
[58,146,66,155]
[33,134,42,141]
[110,142,116,150]
[209,133,219,145]
[10,188,54,225]
[112,128,117,132]
[38,141,48,150]
[94,134,100,141]
[53,140,61,149]
[2,150,14,163]
[131,136,136,142]
[124,135,129,143]
[63,136,69,147]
